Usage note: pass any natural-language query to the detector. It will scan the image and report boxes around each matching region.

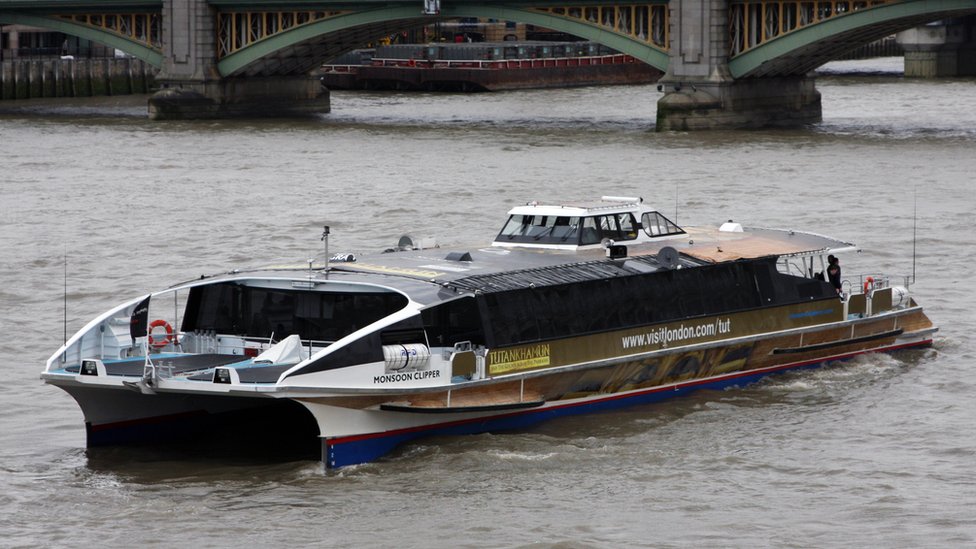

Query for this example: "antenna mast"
[63,248,67,347]
[322,225,331,272]
[912,188,917,285]
[674,182,679,225]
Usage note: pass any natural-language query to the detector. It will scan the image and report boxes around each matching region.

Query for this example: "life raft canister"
[148,319,175,349]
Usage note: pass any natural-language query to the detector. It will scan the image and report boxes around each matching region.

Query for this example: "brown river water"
[1,58,974,547]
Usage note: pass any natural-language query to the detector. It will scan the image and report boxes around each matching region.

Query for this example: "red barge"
[319,41,662,92]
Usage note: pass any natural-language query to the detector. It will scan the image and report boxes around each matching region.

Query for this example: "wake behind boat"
[43,196,936,467]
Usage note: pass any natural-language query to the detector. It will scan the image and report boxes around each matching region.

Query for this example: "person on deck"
[827,255,842,294]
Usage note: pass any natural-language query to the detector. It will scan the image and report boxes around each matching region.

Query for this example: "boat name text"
[374,369,441,384]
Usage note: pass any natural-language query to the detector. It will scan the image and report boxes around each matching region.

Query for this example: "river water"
[1,58,974,547]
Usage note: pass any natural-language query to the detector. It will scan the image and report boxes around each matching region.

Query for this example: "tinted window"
[182,283,407,342]
[476,258,834,348]
[421,297,486,346]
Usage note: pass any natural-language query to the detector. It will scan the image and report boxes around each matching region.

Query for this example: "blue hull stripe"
[325,339,931,468]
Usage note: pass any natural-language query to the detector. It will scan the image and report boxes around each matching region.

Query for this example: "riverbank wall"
[0,58,157,100]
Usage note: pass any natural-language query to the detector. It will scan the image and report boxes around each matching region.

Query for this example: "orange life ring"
[148,319,175,349]
[863,277,875,294]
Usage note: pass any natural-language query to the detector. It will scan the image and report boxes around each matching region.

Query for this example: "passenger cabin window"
[181,282,408,343]
[641,212,685,237]
[421,296,486,346]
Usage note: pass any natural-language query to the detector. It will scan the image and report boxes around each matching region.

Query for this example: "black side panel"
[478,257,838,348]
[284,316,427,377]
[295,332,384,374]
[422,297,486,347]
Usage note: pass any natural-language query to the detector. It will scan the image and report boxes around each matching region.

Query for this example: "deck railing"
[322,53,640,72]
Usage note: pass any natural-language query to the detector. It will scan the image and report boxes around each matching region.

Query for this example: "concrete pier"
[656,76,821,131]
[148,77,330,120]
[897,17,976,78]
[147,0,330,120]
[655,0,821,130]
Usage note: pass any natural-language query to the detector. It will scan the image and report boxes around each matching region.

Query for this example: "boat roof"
[504,196,647,217]
[166,198,854,306]
[333,226,851,283]
[179,223,852,306]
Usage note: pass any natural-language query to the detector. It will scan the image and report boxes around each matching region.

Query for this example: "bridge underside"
[3,0,976,126]
[216,5,670,77]
[228,19,430,77]
[731,3,976,77]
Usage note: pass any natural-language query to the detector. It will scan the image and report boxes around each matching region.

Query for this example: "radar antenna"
[658,246,680,270]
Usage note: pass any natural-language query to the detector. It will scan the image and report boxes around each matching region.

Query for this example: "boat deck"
[61,354,291,383]
[680,228,839,262]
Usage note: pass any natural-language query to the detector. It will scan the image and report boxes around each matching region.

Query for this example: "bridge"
[2,0,975,128]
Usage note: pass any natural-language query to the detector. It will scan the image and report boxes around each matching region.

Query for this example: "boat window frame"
[641,211,685,238]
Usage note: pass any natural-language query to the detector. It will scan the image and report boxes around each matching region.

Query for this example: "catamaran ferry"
[43,197,936,467]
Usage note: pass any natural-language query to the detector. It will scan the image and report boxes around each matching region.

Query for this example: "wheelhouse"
[492,196,684,249]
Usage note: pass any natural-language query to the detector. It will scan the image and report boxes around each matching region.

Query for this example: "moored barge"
[320,41,661,91]
[43,196,936,467]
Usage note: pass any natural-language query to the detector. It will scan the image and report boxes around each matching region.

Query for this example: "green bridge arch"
[217,5,669,77]
[730,0,976,77]
[0,12,163,66]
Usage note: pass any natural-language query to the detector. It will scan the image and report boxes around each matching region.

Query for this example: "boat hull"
[54,384,319,450]
[45,296,936,468]
[311,330,933,468]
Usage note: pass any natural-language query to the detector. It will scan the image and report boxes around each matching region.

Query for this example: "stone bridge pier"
[148,0,329,120]
[655,0,820,130]
[897,15,976,77]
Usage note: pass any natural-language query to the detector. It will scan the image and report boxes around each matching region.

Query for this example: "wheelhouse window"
[579,213,639,245]
[641,212,685,237]
[598,213,639,241]
[496,212,642,246]
[496,214,581,245]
